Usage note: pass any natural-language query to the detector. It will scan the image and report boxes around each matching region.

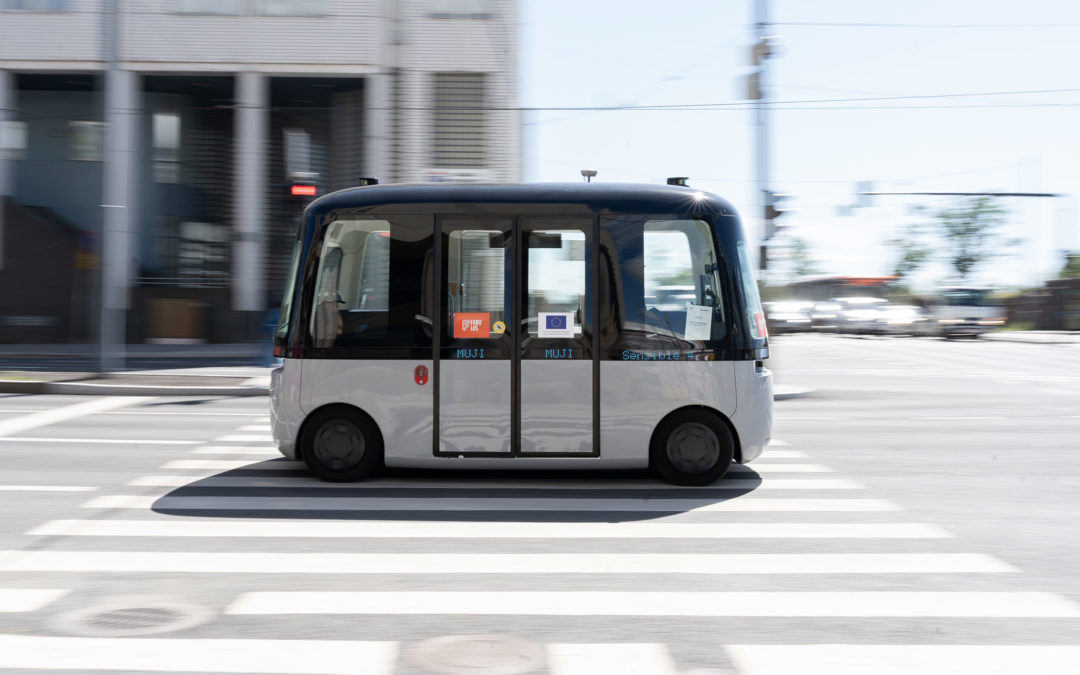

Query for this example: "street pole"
[753,0,770,273]
[100,0,127,372]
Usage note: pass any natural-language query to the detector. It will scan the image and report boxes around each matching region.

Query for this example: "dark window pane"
[306,217,432,351]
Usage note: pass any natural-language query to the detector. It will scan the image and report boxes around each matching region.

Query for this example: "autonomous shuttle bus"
[269,181,773,485]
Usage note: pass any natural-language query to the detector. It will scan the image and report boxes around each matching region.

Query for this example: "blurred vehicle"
[832,296,890,334]
[881,304,932,336]
[925,287,1006,338]
[764,300,813,334]
[809,301,842,332]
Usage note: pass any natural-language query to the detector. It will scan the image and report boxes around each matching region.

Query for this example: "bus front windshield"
[276,237,303,343]
[942,289,992,307]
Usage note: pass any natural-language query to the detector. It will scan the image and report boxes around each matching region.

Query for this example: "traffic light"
[764,190,788,240]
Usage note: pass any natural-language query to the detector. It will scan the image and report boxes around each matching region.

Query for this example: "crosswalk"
[2,408,1078,674]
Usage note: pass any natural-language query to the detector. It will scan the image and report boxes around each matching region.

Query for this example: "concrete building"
[0,0,521,343]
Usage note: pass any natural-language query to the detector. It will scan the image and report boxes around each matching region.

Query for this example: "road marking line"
[227,591,1080,617]
[161,459,283,470]
[0,589,69,612]
[190,446,279,455]
[236,425,272,432]
[756,450,809,459]
[724,645,1080,675]
[216,434,270,442]
[82,494,892,513]
[768,439,790,446]
[916,416,998,421]
[34,520,949,539]
[0,437,200,445]
[151,463,864,489]
[0,396,145,437]
[0,485,96,492]
[0,552,1013,575]
[0,635,397,674]
[736,463,834,473]
[548,643,677,675]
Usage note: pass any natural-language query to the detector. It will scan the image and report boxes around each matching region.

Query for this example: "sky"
[518,0,1080,290]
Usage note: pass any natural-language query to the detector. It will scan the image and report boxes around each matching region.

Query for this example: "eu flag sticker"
[538,312,575,338]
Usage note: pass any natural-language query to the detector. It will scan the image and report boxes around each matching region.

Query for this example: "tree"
[886,223,932,283]
[934,196,1017,281]
[1059,251,1080,279]
[787,237,820,278]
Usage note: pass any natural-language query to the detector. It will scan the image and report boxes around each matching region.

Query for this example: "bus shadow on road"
[150,461,763,523]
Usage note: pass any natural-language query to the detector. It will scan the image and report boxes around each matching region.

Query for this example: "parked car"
[764,300,814,334]
[881,304,933,336]
[809,301,842,332]
[833,297,890,334]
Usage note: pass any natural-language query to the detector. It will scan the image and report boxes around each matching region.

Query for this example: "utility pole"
[100,0,130,372]
[750,0,777,272]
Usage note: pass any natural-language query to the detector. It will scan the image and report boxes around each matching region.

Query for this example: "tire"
[650,409,735,486]
[300,406,382,482]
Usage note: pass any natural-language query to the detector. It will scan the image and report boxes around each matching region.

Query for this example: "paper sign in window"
[453,312,490,338]
[538,312,575,338]
[684,304,713,341]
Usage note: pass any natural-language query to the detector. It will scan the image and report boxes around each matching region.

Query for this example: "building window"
[152,113,181,183]
[430,0,493,18]
[0,120,27,160]
[283,128,312,180]
[0,0,69,11]
[432,72,485,169]
[69,121,104,162]
[172,0,327,16]
[254,0,327,16]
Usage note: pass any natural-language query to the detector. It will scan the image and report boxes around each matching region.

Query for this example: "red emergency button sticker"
[414,365,429,386]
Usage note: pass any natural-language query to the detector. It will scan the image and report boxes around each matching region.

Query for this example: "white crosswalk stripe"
[725,645,1080,675]
[227,590,1080,617]
[0,635,398,674]
[0,588,69,612]
[0,552,1012,575]
[30,520,947,539]
[3,414,1077,675]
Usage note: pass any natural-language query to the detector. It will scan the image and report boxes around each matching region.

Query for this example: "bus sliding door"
[518,219,596,455]
[436,218,514,455]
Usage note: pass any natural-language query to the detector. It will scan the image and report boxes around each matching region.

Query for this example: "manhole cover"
[405,634,546,675]
[50,596,212,637]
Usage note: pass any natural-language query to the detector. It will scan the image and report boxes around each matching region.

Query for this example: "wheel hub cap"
[666,422,720,474]
[314,420,365,470]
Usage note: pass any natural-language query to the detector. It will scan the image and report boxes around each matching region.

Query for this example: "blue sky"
[519,0,1080,289]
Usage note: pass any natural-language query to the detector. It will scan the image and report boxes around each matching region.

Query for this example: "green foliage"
[1059,251,1080,279]
[886,223,931,281]
[788,237,820,277]
[935,196,1017,281]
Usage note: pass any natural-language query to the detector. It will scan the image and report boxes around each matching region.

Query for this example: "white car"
[833,297,890,334]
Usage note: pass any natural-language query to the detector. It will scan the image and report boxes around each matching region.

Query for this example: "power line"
[769,21,1080,29]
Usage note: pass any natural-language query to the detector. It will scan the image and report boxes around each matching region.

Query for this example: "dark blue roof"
[309,182,740,217]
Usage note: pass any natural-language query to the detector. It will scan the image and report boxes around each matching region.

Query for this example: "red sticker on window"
[414,365,428,386]
[453,312,490,338]
[754,312,767,338]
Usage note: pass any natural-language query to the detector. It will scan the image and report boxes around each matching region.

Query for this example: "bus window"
[600,216,728,356]
[736,240,766,339]
[275,236,302,343]
[305,217,432,352]
[526,229,587,339]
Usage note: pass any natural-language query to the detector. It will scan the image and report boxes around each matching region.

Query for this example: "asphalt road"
[0,334,1077,674]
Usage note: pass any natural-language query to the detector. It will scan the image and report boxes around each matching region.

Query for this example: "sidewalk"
[0,366,272,397]
[982,331,1080,345]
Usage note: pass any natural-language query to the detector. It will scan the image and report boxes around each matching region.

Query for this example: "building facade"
[0,0,521,343]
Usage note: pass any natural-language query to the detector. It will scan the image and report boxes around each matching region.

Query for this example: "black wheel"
[650,409,735,486]
[300,406,382,482]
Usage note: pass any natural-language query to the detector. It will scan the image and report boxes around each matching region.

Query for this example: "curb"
[0,380,269,397]
[774,387,815,401]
